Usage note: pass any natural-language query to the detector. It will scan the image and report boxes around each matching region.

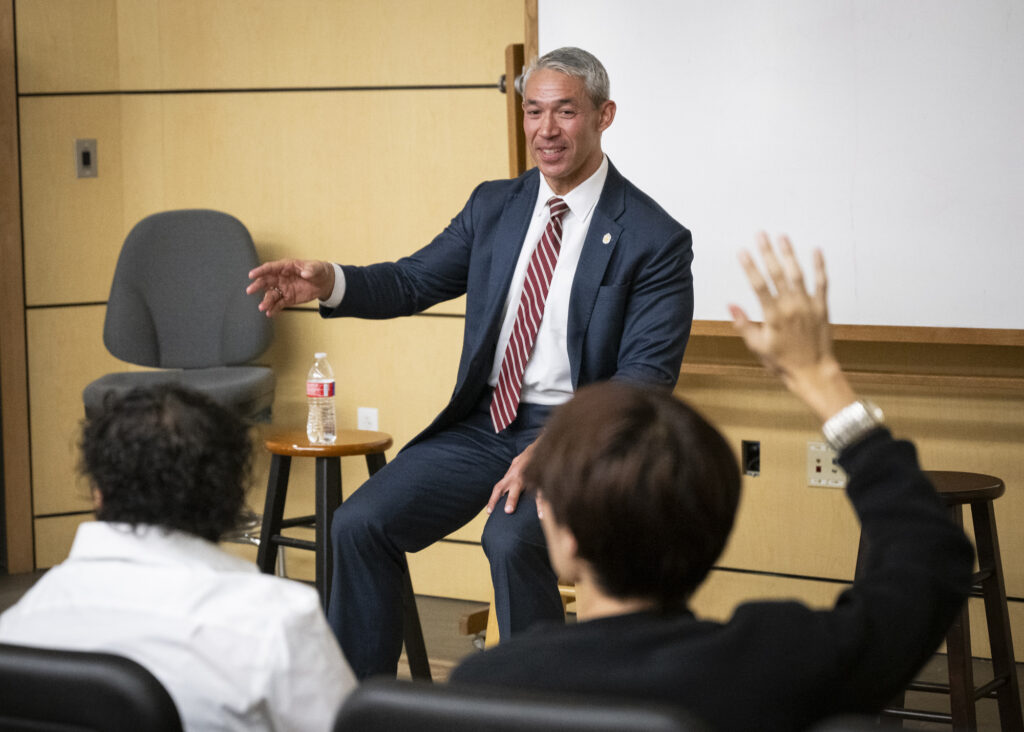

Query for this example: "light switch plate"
[75,138,97,178]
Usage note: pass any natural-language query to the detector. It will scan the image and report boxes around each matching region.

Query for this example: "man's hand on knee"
[486,442,537,515]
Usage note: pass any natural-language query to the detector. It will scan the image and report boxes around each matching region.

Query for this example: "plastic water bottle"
[306,352,336,444]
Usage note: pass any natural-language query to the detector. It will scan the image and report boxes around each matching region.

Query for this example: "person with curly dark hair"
[451,236,974,732]
[0,384,355,731]
[81,384,251,542]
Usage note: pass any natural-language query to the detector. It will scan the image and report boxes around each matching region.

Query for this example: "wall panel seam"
[19,84,499,99]
[711,565,853,586]
[23,304,467,318]
[34,510,93,520]
[25,302,106,310]
[711,565,1024,604]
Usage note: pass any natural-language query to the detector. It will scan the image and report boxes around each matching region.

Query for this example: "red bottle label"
[306,380,335,398]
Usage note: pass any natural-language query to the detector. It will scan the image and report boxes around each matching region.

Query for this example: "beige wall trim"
[524,0,538,65]
[505,44,526,178]
[1,0,34,573]
[682,363,1024,393]
[693,319,1024,347]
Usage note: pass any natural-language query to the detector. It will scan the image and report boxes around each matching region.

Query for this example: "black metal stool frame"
[256,446,432,682]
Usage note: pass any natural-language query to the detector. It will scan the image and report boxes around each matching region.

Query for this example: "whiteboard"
[539,1,1024,330]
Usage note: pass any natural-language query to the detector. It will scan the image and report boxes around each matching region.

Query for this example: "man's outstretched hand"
[247,259,336,317]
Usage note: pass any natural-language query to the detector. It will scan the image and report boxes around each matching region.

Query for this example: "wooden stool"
[858,471,1023,730]
[256,428,432,681]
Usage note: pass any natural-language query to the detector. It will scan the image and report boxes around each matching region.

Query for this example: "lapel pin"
[602,233,612,244]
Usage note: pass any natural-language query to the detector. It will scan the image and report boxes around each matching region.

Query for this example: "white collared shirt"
[0,522,355,732]
[486,156,609,405]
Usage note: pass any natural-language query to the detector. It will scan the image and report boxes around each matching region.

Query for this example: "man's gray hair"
[520,47,610,108]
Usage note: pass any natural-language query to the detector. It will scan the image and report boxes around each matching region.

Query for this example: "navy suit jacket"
[323,161,693,445]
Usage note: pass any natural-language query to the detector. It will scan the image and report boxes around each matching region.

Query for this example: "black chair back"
[0,642,182,732]
[335,679,712,732]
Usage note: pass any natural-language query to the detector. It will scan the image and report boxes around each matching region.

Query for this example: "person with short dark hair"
[0,384,356,731]
[450,235,974,732]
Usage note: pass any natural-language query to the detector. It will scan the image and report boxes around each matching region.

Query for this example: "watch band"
[822,399,885,452]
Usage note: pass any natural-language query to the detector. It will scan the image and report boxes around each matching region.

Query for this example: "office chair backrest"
[0,642,182,732]
[334,679,712,732]
[103,209,271,369]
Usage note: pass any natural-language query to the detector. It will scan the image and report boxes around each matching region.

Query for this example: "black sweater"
[450,430,974,732]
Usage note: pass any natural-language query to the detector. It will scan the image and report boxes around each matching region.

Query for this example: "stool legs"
[944,508,977,732]
[401,569,431,681]
[315,456,342,609]
[971,499,1023,730]
[255,452,340,609]
[257,454,291,576]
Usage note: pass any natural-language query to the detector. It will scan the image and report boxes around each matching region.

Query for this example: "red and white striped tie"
[490,196,570,433]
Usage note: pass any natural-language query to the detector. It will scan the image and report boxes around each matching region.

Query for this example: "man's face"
[522,68,616,196]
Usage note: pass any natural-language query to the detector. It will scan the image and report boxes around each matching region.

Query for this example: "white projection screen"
[539,1,1024,338]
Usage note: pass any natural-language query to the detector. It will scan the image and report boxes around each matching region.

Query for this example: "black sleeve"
[825,428,975,710]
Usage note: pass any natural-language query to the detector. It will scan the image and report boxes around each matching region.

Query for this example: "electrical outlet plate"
[807,441,846,487]
[357,407,378,431]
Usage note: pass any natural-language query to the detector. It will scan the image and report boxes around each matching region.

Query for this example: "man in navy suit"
[248,47,693,678]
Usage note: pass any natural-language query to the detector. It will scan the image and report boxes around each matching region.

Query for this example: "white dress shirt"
[0,522,355,732]
[324,156,609,407]
[486,156,608,405]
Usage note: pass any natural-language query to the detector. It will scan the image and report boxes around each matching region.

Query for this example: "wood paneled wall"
[9,0,523,598]
[679,335,1024,658]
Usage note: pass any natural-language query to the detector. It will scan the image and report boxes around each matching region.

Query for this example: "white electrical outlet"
[357,407,379,431]
[807,441,846,487]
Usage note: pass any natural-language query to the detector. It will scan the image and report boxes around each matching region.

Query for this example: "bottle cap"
[315,352,327,358]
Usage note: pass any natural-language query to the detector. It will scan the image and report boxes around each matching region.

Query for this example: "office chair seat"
[83,365,274,420]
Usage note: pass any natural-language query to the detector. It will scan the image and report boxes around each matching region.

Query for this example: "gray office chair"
[0,642,182,731]
[82,209,274,422]
[334,679,713,732]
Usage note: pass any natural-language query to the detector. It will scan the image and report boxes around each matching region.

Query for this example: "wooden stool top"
[264,428,393,458]
[924,470,1004,505]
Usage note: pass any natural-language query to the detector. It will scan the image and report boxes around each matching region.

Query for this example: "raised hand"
[729,232,856,422]
[246,259,336,318]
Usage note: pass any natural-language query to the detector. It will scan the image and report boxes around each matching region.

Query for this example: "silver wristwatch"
[822,399,885,452]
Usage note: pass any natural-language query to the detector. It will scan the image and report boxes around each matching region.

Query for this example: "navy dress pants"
[327,396,564,679]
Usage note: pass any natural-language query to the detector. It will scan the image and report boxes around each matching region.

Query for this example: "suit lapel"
[567,162,626,386]
[480,170,540,344]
